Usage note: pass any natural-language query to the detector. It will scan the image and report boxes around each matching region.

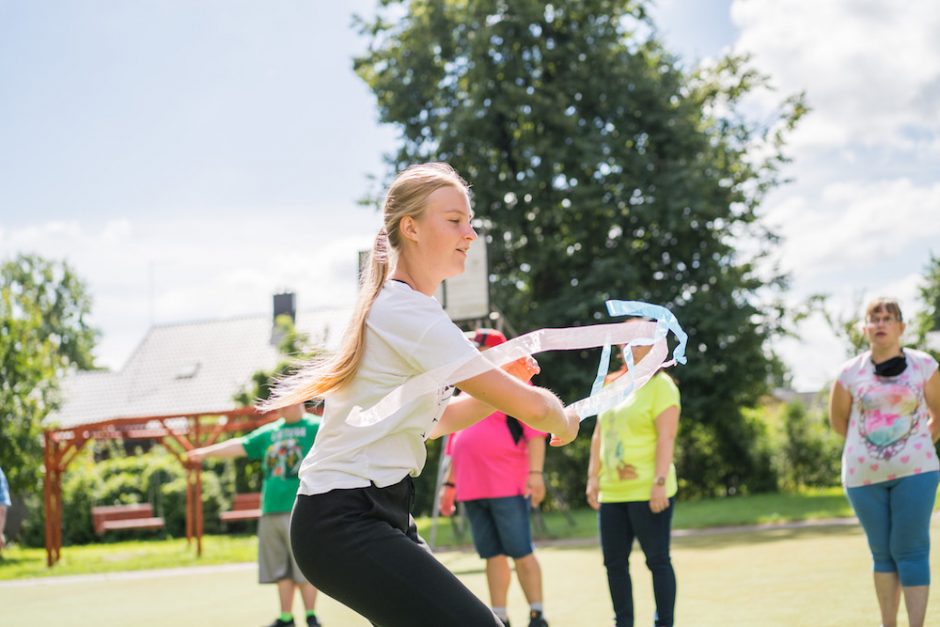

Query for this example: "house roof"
[46,307,352,430]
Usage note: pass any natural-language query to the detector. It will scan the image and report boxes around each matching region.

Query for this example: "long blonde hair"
[261,162,470,411]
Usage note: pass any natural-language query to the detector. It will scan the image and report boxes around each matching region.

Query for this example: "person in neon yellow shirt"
[586,341,681,627]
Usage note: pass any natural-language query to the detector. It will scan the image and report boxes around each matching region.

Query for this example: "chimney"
[273,292,296,325]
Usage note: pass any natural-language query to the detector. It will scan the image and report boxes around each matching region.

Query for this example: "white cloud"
[728,1,940,389]
[0,214,380,369]
[732,0,940,154]
[768,178,940,278]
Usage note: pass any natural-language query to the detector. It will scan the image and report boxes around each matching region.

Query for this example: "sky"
[1,1,938,392]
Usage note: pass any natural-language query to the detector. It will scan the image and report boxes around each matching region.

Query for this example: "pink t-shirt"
[446,412,545,501]
[837,348,939,487]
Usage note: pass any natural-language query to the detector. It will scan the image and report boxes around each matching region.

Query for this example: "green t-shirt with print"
[598,372,680,503]
[240,414,320,514]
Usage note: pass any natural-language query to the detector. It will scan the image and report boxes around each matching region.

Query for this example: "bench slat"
[92,503,163,534]
[99,517,165,533]
[230,493,261,509]
[220,509,262,522]
[220,492,262,523]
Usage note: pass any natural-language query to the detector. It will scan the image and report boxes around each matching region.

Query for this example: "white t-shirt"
[837,348,939,487]
[297,280,479,495]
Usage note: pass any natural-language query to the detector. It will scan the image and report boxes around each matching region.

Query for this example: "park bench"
[91,503,165,535]
[220,492,262,523]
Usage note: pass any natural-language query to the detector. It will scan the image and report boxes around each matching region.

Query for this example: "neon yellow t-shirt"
[598,372,680,503]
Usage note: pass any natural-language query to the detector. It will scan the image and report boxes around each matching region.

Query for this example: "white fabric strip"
[346,318,678,428]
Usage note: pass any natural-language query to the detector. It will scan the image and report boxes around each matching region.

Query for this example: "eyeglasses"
[866,316,899,327]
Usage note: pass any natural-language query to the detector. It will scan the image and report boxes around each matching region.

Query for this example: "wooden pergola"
[42,407,278,567]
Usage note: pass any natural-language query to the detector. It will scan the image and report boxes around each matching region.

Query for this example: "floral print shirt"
[837,348,938,487]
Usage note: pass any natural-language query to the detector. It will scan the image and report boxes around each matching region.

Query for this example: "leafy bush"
[17,448,231,547]
[775,401,842,489]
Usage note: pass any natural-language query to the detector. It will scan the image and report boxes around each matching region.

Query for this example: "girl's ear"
[399,215,420,242]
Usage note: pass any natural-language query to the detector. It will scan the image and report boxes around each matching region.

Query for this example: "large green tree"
[0,254,98,494]
[355,0,804,497]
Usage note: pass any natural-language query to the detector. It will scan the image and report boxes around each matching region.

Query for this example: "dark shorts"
[463,495,534,559]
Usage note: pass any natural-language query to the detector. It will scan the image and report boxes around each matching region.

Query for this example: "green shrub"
[158,471,225,536]
[677,409,779,499]
[776,401,841,489]
[17,447,231,547]
[61,459,102,544]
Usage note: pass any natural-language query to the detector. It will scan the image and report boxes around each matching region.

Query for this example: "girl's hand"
[550,406,581,446]
[187,448,206,464]
[650,484,669,513]
[586,476,600,511]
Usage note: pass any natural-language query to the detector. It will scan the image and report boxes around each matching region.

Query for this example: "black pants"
[291,476,502,627]
[599,498,677,627]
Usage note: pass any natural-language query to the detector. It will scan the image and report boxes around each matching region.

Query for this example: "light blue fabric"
[604,300,688,365]
[590,334,613,398]
[573,300,686,422]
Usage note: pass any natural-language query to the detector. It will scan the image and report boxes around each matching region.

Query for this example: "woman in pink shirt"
[440,328,549,627]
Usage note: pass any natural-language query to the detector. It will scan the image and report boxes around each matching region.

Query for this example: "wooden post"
[43,433,54,567]
[52,465,63,564]
[195,415,203,557]
[185,465,193,546]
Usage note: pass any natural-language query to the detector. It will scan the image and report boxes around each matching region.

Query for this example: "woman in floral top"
[830,297,940,627]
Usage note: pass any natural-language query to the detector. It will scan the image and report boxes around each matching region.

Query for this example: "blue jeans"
[600,499,676,627]
[846,471,939,586]
[463,495,534,559]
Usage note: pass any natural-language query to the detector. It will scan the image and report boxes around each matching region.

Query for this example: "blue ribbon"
[604,300,688,365]
[576,300,688,420]
[589,333,612,398]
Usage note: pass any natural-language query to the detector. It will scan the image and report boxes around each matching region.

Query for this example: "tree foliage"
[776,401,841,490]
[914,253,940,360]
[355,0,804,497]
[0,254,98,494]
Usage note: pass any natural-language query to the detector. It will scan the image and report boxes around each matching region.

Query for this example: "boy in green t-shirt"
[189,403,321,627]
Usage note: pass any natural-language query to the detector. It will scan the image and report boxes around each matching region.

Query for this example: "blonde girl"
[269,163,580,627]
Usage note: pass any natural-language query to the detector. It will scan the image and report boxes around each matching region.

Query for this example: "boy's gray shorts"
[258,513,307,584]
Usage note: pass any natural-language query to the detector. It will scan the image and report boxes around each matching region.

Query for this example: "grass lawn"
[3,519,940,626]
[0,534,258,580]
[419,486,857,548]
[0,488,856,580]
